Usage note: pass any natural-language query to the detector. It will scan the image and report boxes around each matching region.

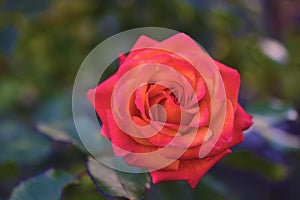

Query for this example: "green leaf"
[145,178,228,200]
[87,157,151,200]
[36,120,87,152]
[223,151,287,181]
[9,169,77,200]
[63,175,107,200]
[145,181,193,200]
[0,120,51,165]
[36,116,118,158]
[200,175,231,198]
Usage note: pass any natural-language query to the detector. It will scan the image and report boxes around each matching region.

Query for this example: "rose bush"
[87,33,253,188]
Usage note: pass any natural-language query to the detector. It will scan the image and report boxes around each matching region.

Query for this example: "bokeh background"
[1,0,300,199]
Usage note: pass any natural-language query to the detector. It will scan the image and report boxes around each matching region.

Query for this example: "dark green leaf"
[9,169,77,200]
[36,116,117,157]
[36,120,87,152]
[87,157,151,200]
[145,179,228,200]
[223,151,287,181]
[63,175,107,200]
[201,175,231,198]
[0,120,51,165]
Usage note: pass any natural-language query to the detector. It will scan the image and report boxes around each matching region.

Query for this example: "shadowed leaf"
[9,169,77,200]
[0,120,51,165]
[36,120,87,152]
[224,151,287,181]
[87,157,151,200]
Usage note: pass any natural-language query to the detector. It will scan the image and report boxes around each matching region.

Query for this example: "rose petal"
[121,35,159,66]
[124,151,180,171]
[124,50,207,103]
[187,99,210,127]
[154,33,204,56]
[134,84,150,119]
[206,100,235,156]
[105,110,157,156]
[118,54,126,65]
[87,74,119,138]
[160,98,182,124]
[150,149,231,188]
[235,104,253,130]
[214,60,240,110]
[169,127,213,149]
[212,104,253,155]
[148,53,206,101]
[130,35,159,51]
[160,145,202,160]
[140,126,212,149]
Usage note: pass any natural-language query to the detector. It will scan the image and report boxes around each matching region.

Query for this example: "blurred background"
[0,0,300,199]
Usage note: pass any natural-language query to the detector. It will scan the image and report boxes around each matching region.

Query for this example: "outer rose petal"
[155,33,204,55]
[87,74,119,138]
[206,100,235,156]
[235,104,253,131]
[214,60,240,110]
[130,35,159,51]
[150,149,231,188]
[213,104,253,155]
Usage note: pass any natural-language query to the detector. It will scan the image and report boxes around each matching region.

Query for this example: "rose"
[87,33,253,188]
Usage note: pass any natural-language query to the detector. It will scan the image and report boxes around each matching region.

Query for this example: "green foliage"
[87,157,151,200]
[0,120,51,166]
[9,169,77,200]
[37,113,151,200]
[63,175,107,200]
[224,151,287,182]
[145,175,232,200]
[37,121,87,152]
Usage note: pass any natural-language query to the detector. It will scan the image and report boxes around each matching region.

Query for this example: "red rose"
[87,33,253,188]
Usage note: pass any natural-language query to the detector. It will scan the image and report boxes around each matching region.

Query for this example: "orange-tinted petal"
[150,149,231,188]
[214,60,240,110]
